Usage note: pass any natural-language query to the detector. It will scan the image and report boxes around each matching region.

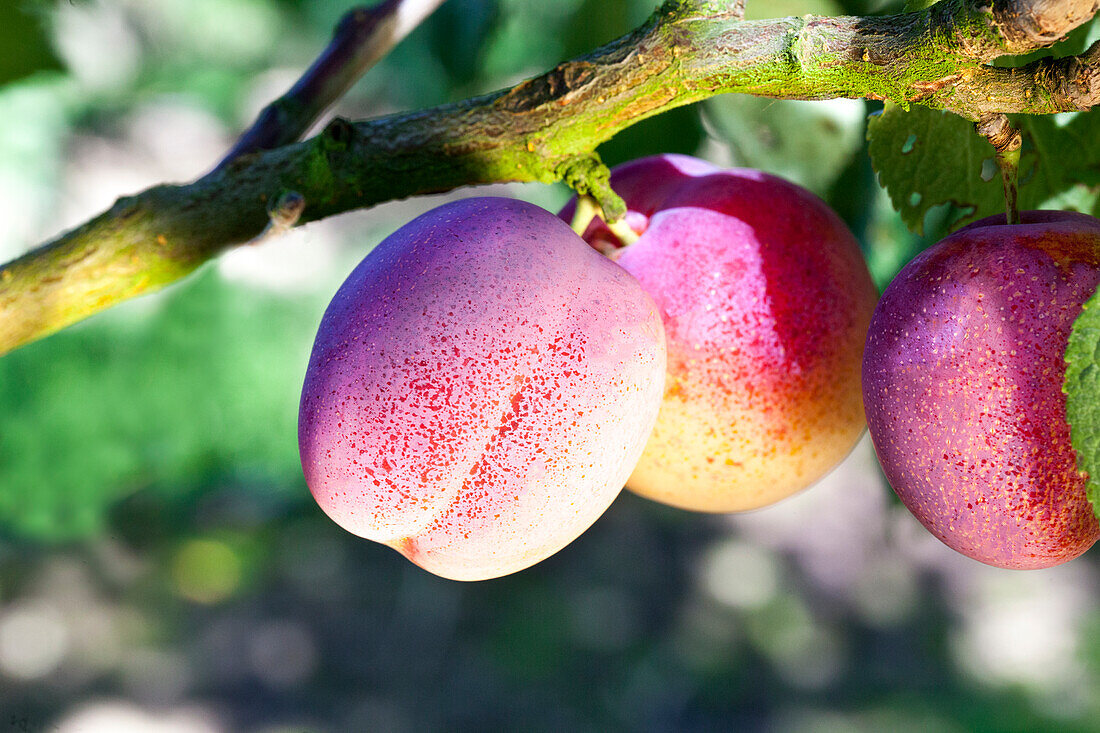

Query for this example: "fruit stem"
[998,145,1021,226]
[570,194,602,236]
[606,217,641,246]
[976,114,1022,225]
[568,195,640,247]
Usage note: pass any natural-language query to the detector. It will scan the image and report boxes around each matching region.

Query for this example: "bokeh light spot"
[171,539,241,604]
[0,602,70,679]
[700,539,780,610]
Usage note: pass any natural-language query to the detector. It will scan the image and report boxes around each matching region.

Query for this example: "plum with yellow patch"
[563,155,877,512]
[862,210,1100,569]
[299,197,666,581]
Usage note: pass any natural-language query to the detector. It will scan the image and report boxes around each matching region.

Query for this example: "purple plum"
[298,197,666,580]
[563,155,877,512]
[863,210,1100,569]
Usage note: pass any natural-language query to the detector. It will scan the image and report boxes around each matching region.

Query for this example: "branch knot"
[556,155,626,222]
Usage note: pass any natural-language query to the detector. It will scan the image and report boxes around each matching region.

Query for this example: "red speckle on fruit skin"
[863,210,1100,569]
[298,197,666,581]
[564,156,877,512]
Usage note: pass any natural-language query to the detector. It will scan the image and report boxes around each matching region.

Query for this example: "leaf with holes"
[867,104,1100,234]
[867,104,1004,233]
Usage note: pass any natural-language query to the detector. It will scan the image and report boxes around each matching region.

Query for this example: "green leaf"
[868,104,1100,234]
[0,3,63,86]
[867,104,1000,233]
[1065,283,1100,521]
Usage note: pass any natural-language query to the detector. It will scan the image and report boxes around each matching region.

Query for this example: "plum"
[563,155,877,512]
[298,197,666,581]
[862,210,1100,569]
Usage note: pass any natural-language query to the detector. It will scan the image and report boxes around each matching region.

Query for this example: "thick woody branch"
[938,40,1100,116]
[991,0,1100,54]
[1,0,1099,354]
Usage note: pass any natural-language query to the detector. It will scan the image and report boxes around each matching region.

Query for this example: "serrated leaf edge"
[1064,287,1100,521]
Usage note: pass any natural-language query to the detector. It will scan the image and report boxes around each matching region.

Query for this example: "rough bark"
[2,0,1099,354]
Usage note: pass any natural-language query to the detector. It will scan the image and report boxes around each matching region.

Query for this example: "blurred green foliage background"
[4,0,1100,731]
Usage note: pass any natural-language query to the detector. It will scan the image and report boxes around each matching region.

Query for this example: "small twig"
[248,191,306,245]
[215,0,446,170]
[977,113,1023,225]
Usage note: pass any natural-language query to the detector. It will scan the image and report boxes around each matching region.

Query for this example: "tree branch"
[216,0,447,169]
[2,0,1099,355]
[991,0,1100,54]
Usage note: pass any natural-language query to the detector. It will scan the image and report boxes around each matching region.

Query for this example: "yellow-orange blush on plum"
[563,155,878,512]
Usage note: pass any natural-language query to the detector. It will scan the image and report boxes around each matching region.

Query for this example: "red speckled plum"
[562,155,877,512]
[862,211,1100,569]
[299,197,666,581]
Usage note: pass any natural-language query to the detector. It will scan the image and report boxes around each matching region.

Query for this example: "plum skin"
[862,211,1100,569]
[298,197,666,581]
[564,155,877,512]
